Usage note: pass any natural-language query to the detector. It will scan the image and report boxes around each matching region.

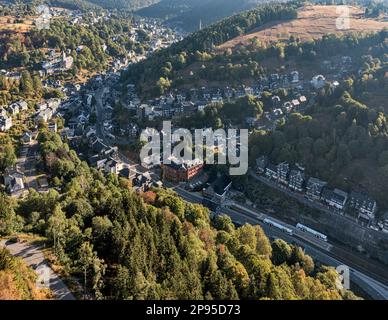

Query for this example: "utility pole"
[53,229,56,257]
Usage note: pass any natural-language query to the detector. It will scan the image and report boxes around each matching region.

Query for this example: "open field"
[218,5,388,50]
[0,15,36,33]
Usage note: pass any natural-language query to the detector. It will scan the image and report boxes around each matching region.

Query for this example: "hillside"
[0,129,360,300]
[122,2,299,92]
[85,0,160,10]
[0,246,48,299]
[218,5,388,49]
[137,0,275,32]
[0,15,36,33]
[1,0,161,11]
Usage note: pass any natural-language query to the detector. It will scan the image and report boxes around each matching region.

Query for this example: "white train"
[264,218,293,236]
[296,223,328,242]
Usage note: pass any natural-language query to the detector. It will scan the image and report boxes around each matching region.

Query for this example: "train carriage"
[296,223,328,242]
[264,218,293,236]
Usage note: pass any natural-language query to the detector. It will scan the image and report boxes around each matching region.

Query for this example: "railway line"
[229,203,388,288]
[229,204,332,250]
[329,246,388,287]
[168,186,388,299]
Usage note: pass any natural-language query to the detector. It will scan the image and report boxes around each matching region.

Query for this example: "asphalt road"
[1,240,75,300]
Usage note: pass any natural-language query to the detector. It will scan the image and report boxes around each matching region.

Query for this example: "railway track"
[329,246,388,287]
[229,204,388,287]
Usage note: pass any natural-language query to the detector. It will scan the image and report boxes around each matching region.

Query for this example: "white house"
[311,75,326,89]
[0,116,12,132]
[290,71,299,83]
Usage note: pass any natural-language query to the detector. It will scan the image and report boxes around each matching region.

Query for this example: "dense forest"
[0,11,135,69]
[0,129,359,299]
[84,0,160,10]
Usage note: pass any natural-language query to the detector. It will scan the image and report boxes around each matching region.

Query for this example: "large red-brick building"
[162,157,204,183]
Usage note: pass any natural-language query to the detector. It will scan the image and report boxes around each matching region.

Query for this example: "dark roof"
[106,159,118,167]
[256,155,268,168]
[213,175,231,196]
[350,191,376,208]
[321,188,346,204]
[289,169,304,179]
[277,162,289,172]
[266,163,277,173]
[307,177,327,188]
[92,139,108,153]
[119,167,136,179]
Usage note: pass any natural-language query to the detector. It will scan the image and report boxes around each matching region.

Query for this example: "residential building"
[119,166,137,180]
[0,116,12,132]
[265,163,278,180]
[291,99,300,108]
[306,177,327,200]
[255,155,268,173]
[203,174,232,204]
[290,71,299,83]
[321,188,348,211]
[132,172,153,193]
[104,158,121,175]
[34,108,53,123]
[21,131,33,144]
[311,75,326,89]
[47,98,61,111]
[7,103,20,115]
[349,192,377,221]
[299,96,307,105]
[272,95,281,108]
[0,107,6,117]
[4,167,25,196]
[48,121,58,132]
[277,162,290,184]
[17,100,28,111]
[289,169,305,192]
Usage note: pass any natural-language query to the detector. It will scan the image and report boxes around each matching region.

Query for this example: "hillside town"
[0,6,184,199]
[1,0,388,303]
[3,42,387,236]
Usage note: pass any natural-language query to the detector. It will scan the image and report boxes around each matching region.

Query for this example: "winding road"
[1,240,75,300]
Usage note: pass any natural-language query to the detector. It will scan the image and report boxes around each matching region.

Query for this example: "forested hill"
[136,0,281,32]
[4,0,161,11]
[0,129,360,300]
[84,0,160,10]
[122,2,300,94]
